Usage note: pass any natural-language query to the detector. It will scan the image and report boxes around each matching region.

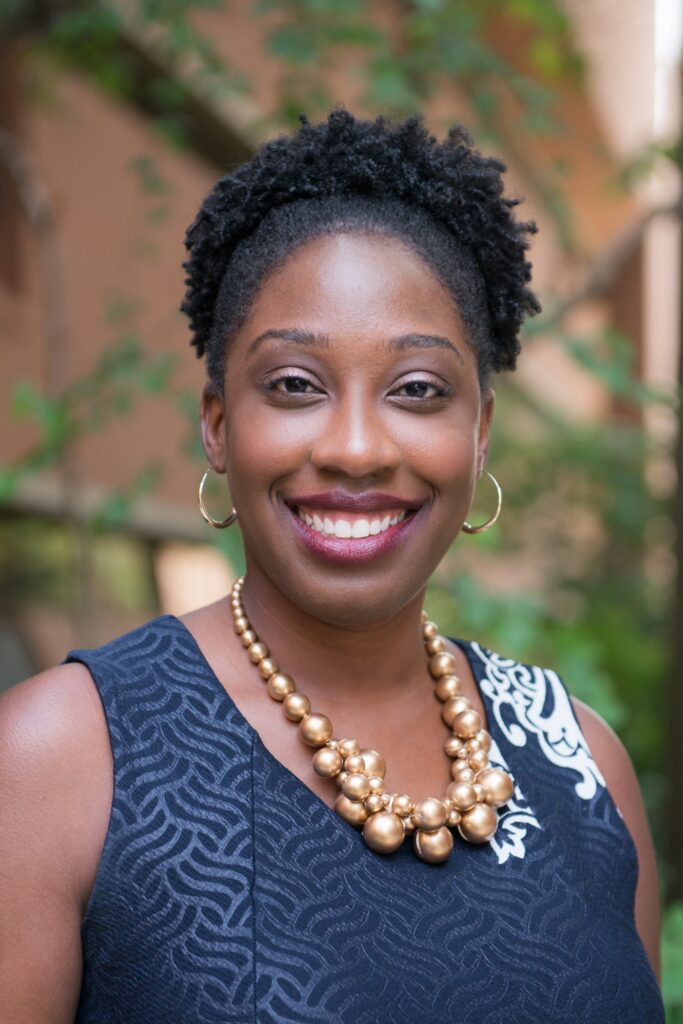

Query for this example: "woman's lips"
[285,502,422,565]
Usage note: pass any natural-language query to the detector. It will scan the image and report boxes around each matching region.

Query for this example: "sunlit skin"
[195,232,494,804]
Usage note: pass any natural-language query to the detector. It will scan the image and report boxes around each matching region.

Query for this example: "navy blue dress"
[62,614,664,1023]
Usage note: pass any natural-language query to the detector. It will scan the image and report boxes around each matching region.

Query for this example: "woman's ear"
[477,388,495,475]
[199,381,227,473]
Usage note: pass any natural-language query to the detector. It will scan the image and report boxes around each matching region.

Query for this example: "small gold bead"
[444,736,465,759]
[337,738,360,758]
[451,763,475,784]
[381,794,391,807]
[473,783,486,801]
[458,802,498,844]
[362,811,405,853]
[413,797,447,832]
[468,749,489,772]
[404,815,416,832]
[326,739,339,749]
[452,708,482,739]
[283,691,311,720]
[359,749,386,779]
[393,794,413,817]
[312,747,343,778]
[426,635,446,655]
[428,651,457,679]
[267,673,296,701]
[447,781,477,811]
[233,616,249,634]
[342,772,371,801]
[434,675,462,702]
[240,629,256,647]
[335,770,349,789]
[466,738,482,753]
[447,808,462,827]
[477,767,514,808]
[441,696,471,728]
[413,826,453,863]
[364,793,384,814]
[299,712,333,747]
[258,658,278,680]
[335,793,368,827]
[422,620,438,639]
[368,775,384,793]
[248,641,269,664]
[344,754,366,774]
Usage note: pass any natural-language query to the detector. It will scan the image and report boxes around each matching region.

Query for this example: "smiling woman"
[0,111,665,1023]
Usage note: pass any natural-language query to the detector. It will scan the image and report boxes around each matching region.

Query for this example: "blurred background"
[1,0,682,1013]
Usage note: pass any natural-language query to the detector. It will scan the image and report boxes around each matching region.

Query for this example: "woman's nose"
[309,395,401,479]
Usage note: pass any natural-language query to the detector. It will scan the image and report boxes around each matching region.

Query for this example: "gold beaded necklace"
[230,577,514,864]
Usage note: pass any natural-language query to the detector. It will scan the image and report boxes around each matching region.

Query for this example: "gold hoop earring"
[462,471,502,535]
[198,467,237,529]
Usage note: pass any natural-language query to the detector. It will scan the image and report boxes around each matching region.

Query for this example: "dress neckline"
[166,612,495,838]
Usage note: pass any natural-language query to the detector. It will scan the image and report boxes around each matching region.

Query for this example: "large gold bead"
[343,772,371,801]
[248,641,269,664]
[477,767,514,808]
[335,794,368,827]
[312,747,343,778]
[441,696,471,727]
[413,825,454,863]
[283,691,310,720]
[428,651,458,679]
[362,811,405,853]
[468,749,489,772]
[434,675,462,702]
[426,635,446,655]
[452,708,482,739]
[458,802,498,843]
[267,673,296,701]
[299,713,333,747]
[359,749,386,778]
[413,797,447,831]
[240,629,256,647]
[447,781,477,811]
[344,754,366,774]
[337,737,360,758]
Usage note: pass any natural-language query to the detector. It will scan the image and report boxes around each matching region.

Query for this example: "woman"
[0,111,664,1022]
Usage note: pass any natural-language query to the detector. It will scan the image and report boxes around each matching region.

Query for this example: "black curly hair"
[181,109,541,393]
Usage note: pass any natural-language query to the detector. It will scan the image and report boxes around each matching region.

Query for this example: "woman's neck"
[238,563,432,713]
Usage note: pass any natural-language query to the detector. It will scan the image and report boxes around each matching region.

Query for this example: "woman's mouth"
[283,494,423,565]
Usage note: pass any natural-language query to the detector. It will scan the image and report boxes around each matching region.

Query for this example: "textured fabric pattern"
[62,615,664,1023]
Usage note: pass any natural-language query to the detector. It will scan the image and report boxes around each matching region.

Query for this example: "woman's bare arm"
[572,697,662,983]
[0,663,113,1022]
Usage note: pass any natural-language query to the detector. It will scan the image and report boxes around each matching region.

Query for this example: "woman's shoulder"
[0,658,113,921]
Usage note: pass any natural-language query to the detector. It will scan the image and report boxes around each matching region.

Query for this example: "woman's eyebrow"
[247,328,330,354]
[388,333,463,363]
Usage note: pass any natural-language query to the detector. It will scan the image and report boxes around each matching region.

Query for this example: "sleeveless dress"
[61,614,664,1023]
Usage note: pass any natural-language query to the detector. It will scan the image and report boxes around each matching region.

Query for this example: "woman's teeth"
[295,508,407,539]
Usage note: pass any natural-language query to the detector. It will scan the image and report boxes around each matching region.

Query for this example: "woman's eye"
[393,380,447,399]
[268,375,320,395]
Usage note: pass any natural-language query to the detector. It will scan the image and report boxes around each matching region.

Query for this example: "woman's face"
[201,232,494,628]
